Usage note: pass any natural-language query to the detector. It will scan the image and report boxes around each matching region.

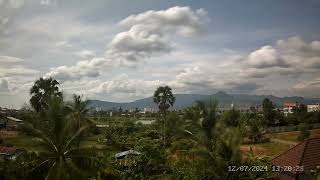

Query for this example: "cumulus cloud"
[247,46,288,68]
[46,6,209,81]
[44,57,112,81]
[106,6,209,65]
[165,36,320,96]
[0,55,23,64]
[244,36,320,78]
[0,55,39,77]
[74,50,96,59]
[293,78,320,98]
[90,74,162,96]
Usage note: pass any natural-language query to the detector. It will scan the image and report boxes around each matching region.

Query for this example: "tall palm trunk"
[163,111,166,147]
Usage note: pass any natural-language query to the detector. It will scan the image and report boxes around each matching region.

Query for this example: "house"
[5,117,23,130]
[271,138,320,180]
[307,104,320,112]
[143,107,153,113]
[0,146,24,161]
[283,102,298,117]
[115,150,141,166]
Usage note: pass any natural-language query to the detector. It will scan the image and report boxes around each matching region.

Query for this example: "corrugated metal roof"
[115,150,141,159]
[7,116,23,122]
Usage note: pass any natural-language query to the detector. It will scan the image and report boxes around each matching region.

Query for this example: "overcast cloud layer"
[1,0,320,108]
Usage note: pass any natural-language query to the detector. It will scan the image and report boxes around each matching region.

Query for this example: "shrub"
[297,123,310,141]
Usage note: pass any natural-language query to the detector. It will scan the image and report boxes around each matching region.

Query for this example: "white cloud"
[293,78,320,97]
[46,6,209,81]
[0,67,39,77]
[0,55,39,77]
[247,45,288,68]
[0,55,23,64]
[74,50,96,59]
[106,6,209,65]
[244,36,320,78]
[44,57,112,81]
[90,74,162,96]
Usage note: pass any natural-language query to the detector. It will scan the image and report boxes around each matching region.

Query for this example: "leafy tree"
[165,112,185,144]
[244,114,266,143]
[30,77,62,112]
[291,104,309,125]
[293,104,307,114]
[222,108,240,127]
[153,86,176,145]
[242,147,271,179]
[262,98,275,126]
[297,123,310,141]
[23,97,97,180]
[183,106,202,133]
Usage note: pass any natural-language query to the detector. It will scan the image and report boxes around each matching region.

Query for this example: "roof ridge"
[298,138,309,169]
[271,139,306,161]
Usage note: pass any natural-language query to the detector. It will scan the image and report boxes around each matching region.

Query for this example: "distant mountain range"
[88,91,320,111]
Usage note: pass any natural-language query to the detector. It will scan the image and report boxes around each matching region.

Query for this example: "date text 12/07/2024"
[228,166,304,172]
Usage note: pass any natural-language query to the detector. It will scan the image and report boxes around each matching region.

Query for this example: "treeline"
[0,77,318,179]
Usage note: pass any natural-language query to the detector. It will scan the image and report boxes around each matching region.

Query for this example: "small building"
[6,117,23,130]
[307,104,320,113]
[135,119,155,125]
[283,102,298,117]
[96,124,109,128]
[0,146,24,161]
[143,107,153,113]
[115,150,141,166]
[272,138,320,180]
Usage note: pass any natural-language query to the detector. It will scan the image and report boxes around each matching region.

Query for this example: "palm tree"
[67,94,91,148]
[184,100,243,179]
[24,97,96,180]
[153,86,175,145]
[30,77,62,112]
[68,94,90,129]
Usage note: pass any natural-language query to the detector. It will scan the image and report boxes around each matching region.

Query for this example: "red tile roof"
[272,138,320,175]
[0,146,17,155]
[284,102,297,107]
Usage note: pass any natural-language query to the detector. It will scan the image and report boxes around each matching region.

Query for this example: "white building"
[143,107,153,113]
[307,104,320,112]
[283,102,297,117]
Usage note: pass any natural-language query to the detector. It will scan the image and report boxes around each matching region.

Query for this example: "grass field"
[2,131,109,152]
[3,133,43,152]
[267,128,320,142]
[240,143,291,158]
[3,128,320,160]
[240,128,320,159]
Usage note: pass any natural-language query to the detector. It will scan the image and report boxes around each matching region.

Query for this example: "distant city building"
[143,107,153,113]
[283,102,298,117]
[307,103,320,112]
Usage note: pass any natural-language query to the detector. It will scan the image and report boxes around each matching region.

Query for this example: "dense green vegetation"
[1,77,319,179]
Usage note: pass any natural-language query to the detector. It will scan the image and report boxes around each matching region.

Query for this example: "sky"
[1,0,320,108]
